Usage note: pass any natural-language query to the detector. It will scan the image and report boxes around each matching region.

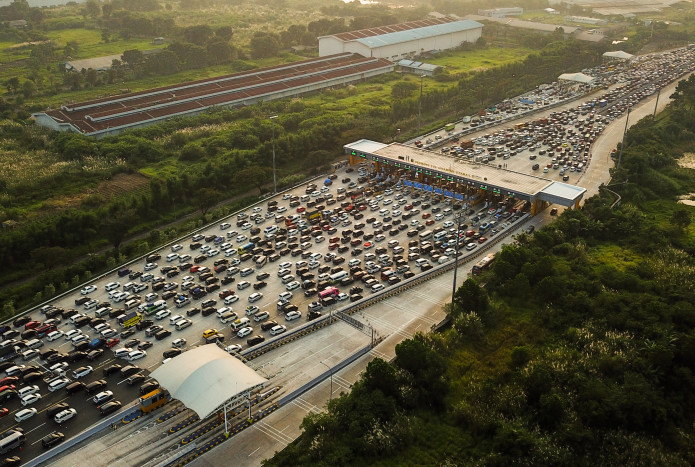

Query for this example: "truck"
[118,310,142,328]
[460,139,474,150]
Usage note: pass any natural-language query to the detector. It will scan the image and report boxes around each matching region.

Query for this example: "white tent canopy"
[558,72,596,84]
[150,345,266,419]
[603,50,634,60]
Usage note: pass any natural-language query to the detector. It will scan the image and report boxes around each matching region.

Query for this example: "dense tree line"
[264,63,695,466]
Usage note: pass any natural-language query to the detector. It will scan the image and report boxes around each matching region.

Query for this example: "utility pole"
[653,87,661,117]
[269,115,278,194]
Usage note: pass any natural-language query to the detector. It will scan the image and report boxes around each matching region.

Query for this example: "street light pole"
[418,75,425,134]
[320,361,333,401]
[451,209,466,306]
[616,105,631,171]
[269,115,278,194]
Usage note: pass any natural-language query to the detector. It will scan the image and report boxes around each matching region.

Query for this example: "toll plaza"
[344,140,586,213]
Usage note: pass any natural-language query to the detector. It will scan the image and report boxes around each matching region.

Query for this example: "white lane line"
[248,447,260,457]
[26,422,46,435]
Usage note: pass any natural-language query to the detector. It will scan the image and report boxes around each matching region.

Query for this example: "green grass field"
[427,46,535,72]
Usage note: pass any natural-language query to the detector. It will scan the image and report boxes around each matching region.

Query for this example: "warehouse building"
[319,17,483,61]
[33,53,394,137]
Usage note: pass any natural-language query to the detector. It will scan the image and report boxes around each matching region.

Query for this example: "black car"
[103,364,122,376]
[120,329,136,339]
[253,281,267,290]
[139,381,160,395]
[260,320,279,331]
[46,402,70,419]
[74,297,90,306]
[46,352,68,365]
[67,351,88,363]
[41,431,65,449]
[350,294,363,302]
[127,373,147,385]
[85,379,107,394]
[99,401,122,416]
[23,371,44,383]
[13,316,31,328]
[40,348,58,360]
[138,341,154,351]
[0,362,15,373]
[186,307,201,317]
[120,365,140,377]
[129,271,143,280]
[202,307,217,317]
[86,349,104,361]
[256,272,270,280]
[308,310,322,321]
[162,348,182,359]
[247,335,265,347]
[155,329,172,340]
[124,338,141,348]
[74,341,90,352]
[136,319,154,331]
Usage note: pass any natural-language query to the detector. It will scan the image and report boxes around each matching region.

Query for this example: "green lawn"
[427,46,535,72]
[44,28,167,60]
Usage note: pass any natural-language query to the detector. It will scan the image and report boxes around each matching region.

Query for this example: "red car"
[0,377,18,387]
[24,320,42,330]
[363,241,373,249]
[465,230,476,237]
[425,219,435,226]
[219,289,234,299]
[297,207,306,213]
[328,243,339,250]
[422,213,431,219]
[404,204,413,211]
[0,408,8,418]
[345,205,354,211]
[0,385,16,393]
[357,205,367,211]
[190,266,201,273]
[106,338,120,348]
[478,237,488,244]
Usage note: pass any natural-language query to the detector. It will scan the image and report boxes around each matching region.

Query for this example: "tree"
[85,0,100,18]
[250,32,280,58]
[21,79,36,98]
[206,40,233,65]
[671,208,691,231]
[215,25,234,41]
[195,188,222,219]
[85,68,98,87]
[5,77,20,95]
[30,246,71,270]
[233,166,271,194]
[102,3,113,17]
[453,279,488,314]
[121,49,144,68]
[101,210,134,257]
[391,81,418,99]
[183,25,213,46]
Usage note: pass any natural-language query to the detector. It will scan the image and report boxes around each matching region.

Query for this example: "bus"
[118,311,142,328]
[238,243,255,255]
[138,388,170,413]
[472,254,496,275]
[142,300,166,316]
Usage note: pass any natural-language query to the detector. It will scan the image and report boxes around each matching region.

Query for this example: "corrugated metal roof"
[331,17,458,41]
[397,60,441,72]
[355,20,483,48]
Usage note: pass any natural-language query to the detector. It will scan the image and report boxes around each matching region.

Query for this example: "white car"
[47,330,64,341]
[278,291,293,302]
[236,235,248,243]
[14,408,37,422]
[392,210,402,217]
[236,326,253,338]
[253,311,270,322]
[276,206,287,213]
[144,292,158,302]
[435,213,444,221]
[270,325,287,336]
[169,314,185,325]
[200,245,211,253]
[166,253,179,262]
[64,329,82,340]
[49,362,68,373]
[144,262,158,271]
[175,318,192,330]
[93,390,114,405]
[348,258,361,267]
[237,281,251,290]
[374,234,385,242]
[104,282,120,291]
[383,198,393,205]
[113,347,133,359]
[100,328,118,339]
[466,243,477,251]
[80,285,97,295]
[207,249,220,257]
[179,253,191,262]
[241,222,252,230]
[371,283,385,293]
[224,294,239,304]
[443,220,454,228]
[172,338,187,348]
[54,408,77,424]
[127,350,147,362]
[279,261,292,270]
[172,244,183,252]
[72,366,93,379]
[282,193,292,200]
[337,293,349,301]
[71,334,90,346]
[225,344,242,354]
[248,292,263,303]
[155,309,171,320]
[388,239,399,248]
[379,209,390,217]
[220,222,231,230]
[285,281,300,291]
[252,206,262,213]
[285,311,302,321]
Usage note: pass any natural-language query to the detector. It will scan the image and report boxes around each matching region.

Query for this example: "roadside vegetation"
[263,74,695,467]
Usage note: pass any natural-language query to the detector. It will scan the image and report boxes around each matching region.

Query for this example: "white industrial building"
[478,7,524,17]
[319,17,483,61]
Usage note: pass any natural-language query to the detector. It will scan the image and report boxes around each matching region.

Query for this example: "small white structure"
[397,60,442,77]
[565,16,608,25]
[478,7,524,18]
[319,17,483,61]
[603,50,634,61]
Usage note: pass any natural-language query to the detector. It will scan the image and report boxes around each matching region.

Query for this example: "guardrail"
[5,173,329,326]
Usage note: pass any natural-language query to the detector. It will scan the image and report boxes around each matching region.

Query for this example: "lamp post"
[320,361,333,401]
[451,209,467,306]
[616,105,630,171]
[269,115,278,194]
[418,74,425,134]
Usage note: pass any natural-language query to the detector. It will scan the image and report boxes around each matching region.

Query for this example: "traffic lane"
[0,352,146,457]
